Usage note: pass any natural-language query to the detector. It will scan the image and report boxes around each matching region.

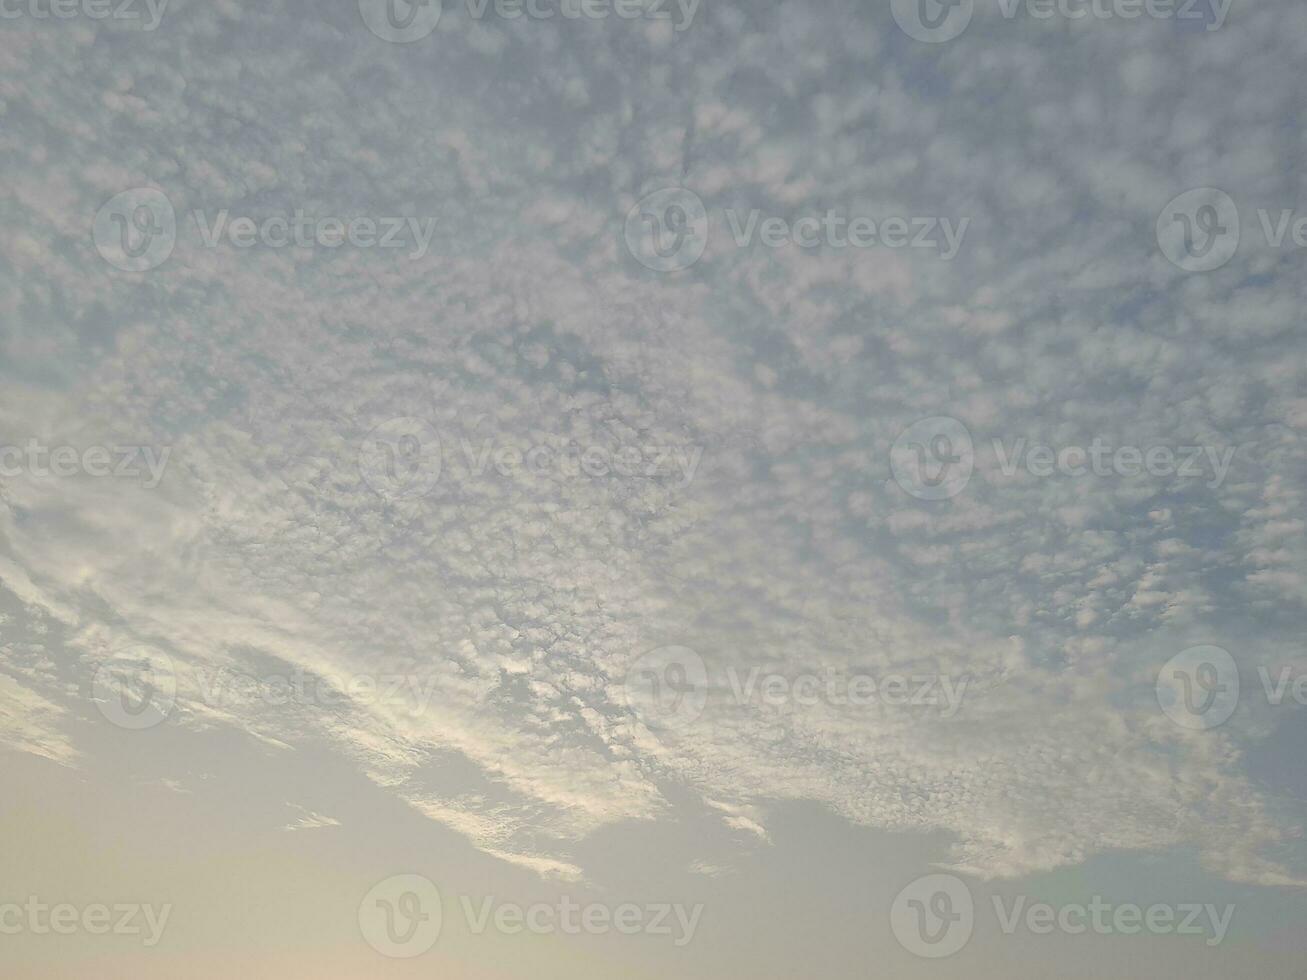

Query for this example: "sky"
[1,0,1306,976]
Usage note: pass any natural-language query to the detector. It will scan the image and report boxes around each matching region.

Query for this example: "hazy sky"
[1,0,1306,976]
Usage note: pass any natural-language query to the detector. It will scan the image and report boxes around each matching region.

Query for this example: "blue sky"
[0,0,1305,975]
